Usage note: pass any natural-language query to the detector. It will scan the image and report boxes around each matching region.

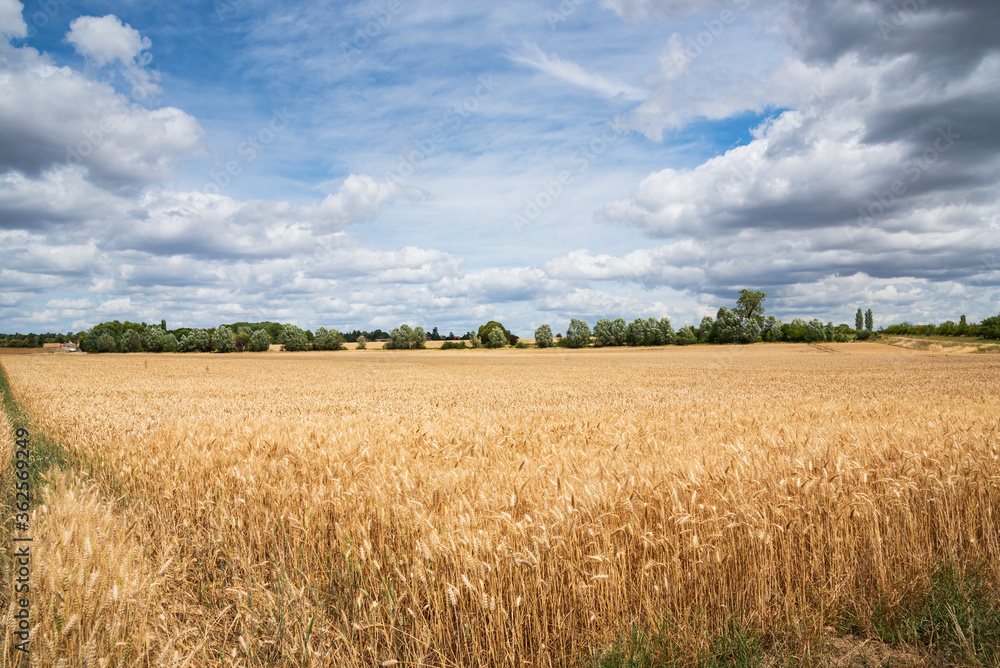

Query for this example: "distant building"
[42,342,78,352]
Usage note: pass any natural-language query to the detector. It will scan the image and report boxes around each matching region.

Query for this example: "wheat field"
[1,344,999,666]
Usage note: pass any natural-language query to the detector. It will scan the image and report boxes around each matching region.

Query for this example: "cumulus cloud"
[66,15,150,66]
[299,174,424,232]
[593,0,1000,312]
[0,45,202,190]
[0,0,25,38]
[66,14,161,97]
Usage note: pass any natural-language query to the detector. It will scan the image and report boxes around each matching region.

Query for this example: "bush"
[440,340,467,350]
[356,336,367,350]
[247,329,271,352]
[279,325,309,352]
[534,324,553,348]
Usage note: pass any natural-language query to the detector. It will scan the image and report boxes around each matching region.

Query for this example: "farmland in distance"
[1,344,999,666]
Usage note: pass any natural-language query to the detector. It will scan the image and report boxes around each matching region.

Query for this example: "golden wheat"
[2,344,998,666]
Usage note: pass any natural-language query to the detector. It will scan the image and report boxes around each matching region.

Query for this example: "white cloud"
[66,15,161,97]
[0,0,25,38]
[66,15,150,66]
[507,42,646,101]
[0,45,202,189]
[299,174,423,232]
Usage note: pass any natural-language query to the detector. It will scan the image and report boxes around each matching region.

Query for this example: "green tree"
[980,315,1000,340]
[97,331,116,353]
[736,289,766,322]
[711,307,742,344]
[314,327,345,351]
[807,319,826,342]
[713,307,762,344]
[356,335,367,350]
[626,318,650,347]
[142,326,168,353]
[657,317,675,345]
[593,319,614,347]
[279,325,309,351]
[698,316,714,342]
[477,321,510,348]
[163,333,179,352]
[865,309,874,332]
[855,308,864,331]
[761,317,783,342]
[248,329,271,352]
[179,329,211,352]
[488,328,506,349]
[565,319,591,348]
[213,326,237,353]
[120,329,142,353]
[675,326,697,345]
[534,324,553,348]
[824,322,835,342]
[385,324,426,350]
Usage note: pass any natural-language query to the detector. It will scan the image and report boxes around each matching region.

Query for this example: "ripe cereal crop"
[1,343,998,666]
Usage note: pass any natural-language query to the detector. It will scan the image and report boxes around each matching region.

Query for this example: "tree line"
[3,292,998,353]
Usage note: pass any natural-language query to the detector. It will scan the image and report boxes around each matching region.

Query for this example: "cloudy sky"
[1,0,998,335]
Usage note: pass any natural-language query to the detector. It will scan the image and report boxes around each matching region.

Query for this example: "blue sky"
[2,0,999,335]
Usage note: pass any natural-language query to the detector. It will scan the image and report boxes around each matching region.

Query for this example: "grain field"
[1,344,998,666]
